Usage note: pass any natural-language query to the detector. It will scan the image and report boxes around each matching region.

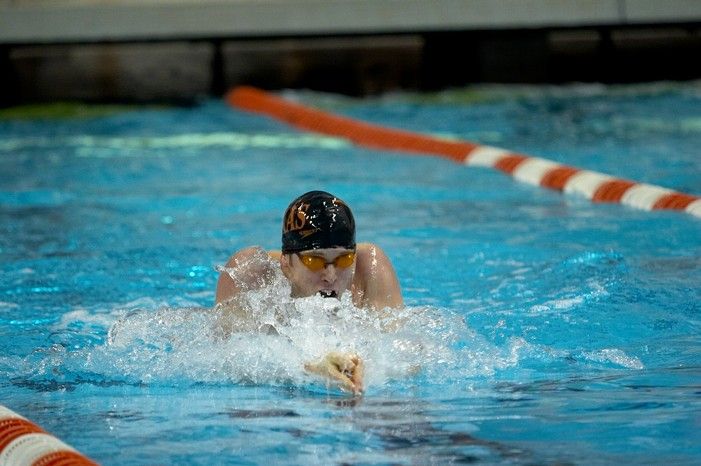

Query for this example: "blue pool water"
[1,82,700,465]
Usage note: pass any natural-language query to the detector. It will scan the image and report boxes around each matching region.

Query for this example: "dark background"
[2,24,700,105]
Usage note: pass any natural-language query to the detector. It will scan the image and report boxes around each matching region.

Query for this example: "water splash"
[6,249,646,393]
[5,283,525,394]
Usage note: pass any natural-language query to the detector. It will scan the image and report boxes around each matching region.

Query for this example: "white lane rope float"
[226,86,700,218]
[0,404,97,465]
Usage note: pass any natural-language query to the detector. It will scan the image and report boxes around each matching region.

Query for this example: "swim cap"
[281,191,356,254]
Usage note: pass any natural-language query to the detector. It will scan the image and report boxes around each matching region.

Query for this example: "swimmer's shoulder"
[225,246,280,266]
[354,243,396,283]
[354,242,403,309]
[355,242,391,264]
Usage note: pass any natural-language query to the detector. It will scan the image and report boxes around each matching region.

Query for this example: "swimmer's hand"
[304,352,364,395]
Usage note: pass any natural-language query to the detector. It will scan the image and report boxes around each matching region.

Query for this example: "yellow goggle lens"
[297,252,355,271]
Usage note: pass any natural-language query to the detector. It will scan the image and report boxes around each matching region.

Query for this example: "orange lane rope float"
[0,405,98,466]
[226,86,700,218]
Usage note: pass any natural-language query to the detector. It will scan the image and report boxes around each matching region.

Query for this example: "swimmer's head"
[281,191,356,254]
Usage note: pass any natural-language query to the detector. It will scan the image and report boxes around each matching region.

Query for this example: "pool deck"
[1,0,700,44]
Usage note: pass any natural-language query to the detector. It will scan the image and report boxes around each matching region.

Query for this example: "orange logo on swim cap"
[284,202,308,232]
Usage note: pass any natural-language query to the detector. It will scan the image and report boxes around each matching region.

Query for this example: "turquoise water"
[1,82,700,465]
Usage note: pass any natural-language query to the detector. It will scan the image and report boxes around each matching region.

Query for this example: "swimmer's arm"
[214,246,281,336]
[213,293,254,336]
[355,243,404,311]
[215,246,279,305]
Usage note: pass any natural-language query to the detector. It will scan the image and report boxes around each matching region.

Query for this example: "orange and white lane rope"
[226,86,701,218]
[0,405,98,466]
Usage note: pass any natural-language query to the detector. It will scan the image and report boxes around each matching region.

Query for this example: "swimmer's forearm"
[213,295,257,336]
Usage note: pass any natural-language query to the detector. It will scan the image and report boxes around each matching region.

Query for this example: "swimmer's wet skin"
[215,190,403,395]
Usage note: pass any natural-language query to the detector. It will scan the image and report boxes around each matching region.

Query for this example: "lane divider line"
[226,86,700,218]
[227,86,477,163]
[0,405,98,466]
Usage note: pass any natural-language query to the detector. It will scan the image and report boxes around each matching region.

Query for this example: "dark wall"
[1,25,700,106]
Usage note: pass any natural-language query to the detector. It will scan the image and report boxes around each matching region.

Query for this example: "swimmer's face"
[280,248,356,299]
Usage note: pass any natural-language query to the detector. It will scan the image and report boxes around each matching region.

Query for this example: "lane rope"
[0,405,98,466]
[226,86,700,218]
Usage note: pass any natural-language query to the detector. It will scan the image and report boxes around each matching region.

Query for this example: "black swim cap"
[281,191,356,254]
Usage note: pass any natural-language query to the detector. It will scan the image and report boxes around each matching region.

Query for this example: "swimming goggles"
[296,252,356,271]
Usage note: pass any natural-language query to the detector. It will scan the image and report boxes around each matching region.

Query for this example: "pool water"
[1,82,700,465]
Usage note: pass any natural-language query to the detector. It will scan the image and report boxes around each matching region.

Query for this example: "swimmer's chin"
[318,290,338,299]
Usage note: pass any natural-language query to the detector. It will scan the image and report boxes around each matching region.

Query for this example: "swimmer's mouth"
[318,290,338,298]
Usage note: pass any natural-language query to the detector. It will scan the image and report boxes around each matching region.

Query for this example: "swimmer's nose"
[320,264,337,282]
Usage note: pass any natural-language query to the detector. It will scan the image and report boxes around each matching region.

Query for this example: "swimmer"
[215,190,403,395]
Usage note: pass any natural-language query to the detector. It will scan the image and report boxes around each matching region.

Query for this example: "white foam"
[548,296,585,310]
[582,348,644,370]
[20,258,530,393]
[56,308,118,330]
[88,275,516,392]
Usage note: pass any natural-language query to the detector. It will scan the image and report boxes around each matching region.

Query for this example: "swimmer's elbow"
[381,280,404,310]
[215,274,235,305]
[388,291,404,309]
[375,296,403,311]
